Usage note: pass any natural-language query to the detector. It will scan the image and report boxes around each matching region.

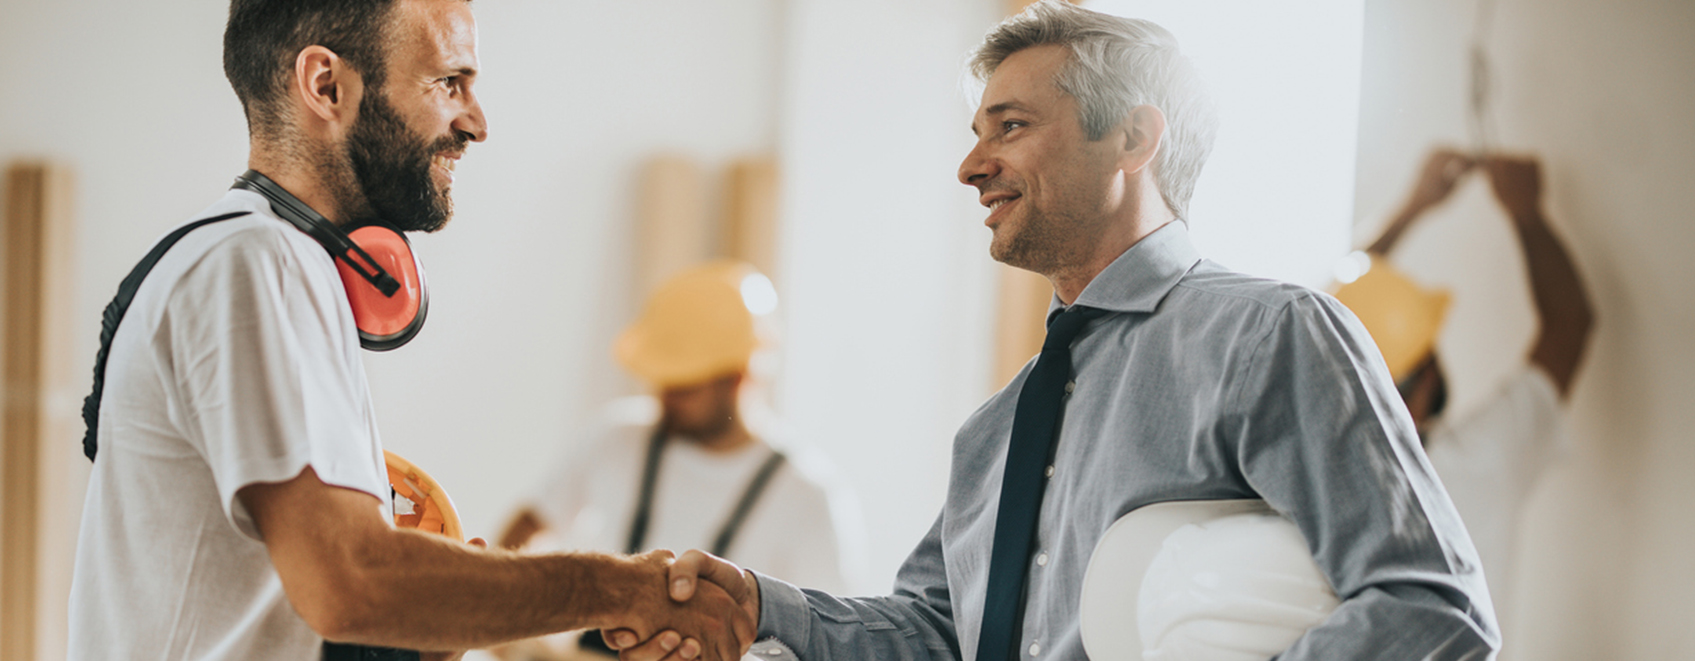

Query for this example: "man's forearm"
[1277,585,1497,660]
[244,469,747,655]
[1510,207,1594,394]
[1366,205,1423,256]
[311,529,653,650]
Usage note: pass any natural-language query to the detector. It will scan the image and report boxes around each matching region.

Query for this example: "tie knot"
[1043,306,1102,351]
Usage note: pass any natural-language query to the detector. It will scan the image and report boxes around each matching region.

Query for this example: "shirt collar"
[1046,220,1203,322]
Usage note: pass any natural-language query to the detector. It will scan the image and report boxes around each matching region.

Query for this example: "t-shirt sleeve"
[166,228,387,541]
[524,431,611,533]
[1425,364,1567,522]
[1447,365,1566,463]
[752,470,853,594]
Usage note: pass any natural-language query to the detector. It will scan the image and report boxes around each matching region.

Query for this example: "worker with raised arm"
[1336,148,1596,618]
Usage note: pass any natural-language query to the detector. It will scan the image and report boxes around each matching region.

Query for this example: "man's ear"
[293,46,362,129]
[1118,104,1166,175]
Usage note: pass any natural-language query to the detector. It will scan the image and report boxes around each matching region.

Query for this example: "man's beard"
[991,208,1075,274]
[343,91,465,233]
[666,406,738,441]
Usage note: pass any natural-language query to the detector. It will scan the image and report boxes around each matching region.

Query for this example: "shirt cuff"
[752,569,811,644]
[748,637,801,661]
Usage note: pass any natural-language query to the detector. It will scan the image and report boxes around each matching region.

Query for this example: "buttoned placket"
[1023,375,1076,660]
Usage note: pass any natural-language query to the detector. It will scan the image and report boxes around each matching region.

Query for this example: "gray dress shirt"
[750,222,1499,661]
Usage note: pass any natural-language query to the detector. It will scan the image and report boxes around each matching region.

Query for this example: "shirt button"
[1029,642,1041,657]
[1044,465,1054,478]
[1036,552,1049,566]
[766,649,783,656]
[1064,381,1076,393]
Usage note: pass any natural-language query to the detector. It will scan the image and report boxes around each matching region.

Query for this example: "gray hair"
[968,0,1218,220]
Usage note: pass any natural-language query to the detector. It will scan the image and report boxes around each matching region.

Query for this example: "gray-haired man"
[613,2,1498,659]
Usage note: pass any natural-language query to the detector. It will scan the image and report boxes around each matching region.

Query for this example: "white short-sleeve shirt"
[1425,364,1567,619]
[69,189,389,660]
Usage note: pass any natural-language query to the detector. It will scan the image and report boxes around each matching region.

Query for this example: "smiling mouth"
[983,194,1021,225]
[431,154,459,181]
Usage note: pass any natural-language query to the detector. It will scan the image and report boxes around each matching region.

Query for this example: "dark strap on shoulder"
[624,425,789,557]
[589,432,785,657]
[709,450,786,557]
[624,424,671,554]
[82,210,252,461]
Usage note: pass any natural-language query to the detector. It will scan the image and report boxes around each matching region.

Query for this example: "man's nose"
[958,142,996,187]
[455,93,489,143]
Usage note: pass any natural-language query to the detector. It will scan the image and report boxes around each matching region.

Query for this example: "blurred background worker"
[494,260,861,659]
[1335,150,1596,618]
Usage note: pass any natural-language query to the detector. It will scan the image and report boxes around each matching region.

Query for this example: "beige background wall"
[1353,0,1695,657]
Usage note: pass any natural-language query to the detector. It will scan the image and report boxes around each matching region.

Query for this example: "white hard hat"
[1079,500,1339,661]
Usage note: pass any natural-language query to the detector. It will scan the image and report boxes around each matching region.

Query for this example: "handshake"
[597,549,764,661]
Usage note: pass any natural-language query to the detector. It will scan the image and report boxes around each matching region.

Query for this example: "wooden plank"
[1006,0,1078,17]
[991,265,1053,389]
[1,161,76,661]
[635,154,712,298]
[722,154,780,279]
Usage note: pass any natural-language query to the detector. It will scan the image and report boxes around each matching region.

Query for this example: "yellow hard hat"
[384,450,463,541]
[615,260,775,389]
[1330,253,1451,382]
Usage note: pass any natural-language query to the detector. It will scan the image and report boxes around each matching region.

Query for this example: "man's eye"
[1002,120,1025,134]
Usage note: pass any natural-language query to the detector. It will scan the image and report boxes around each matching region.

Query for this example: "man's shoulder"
[1170,260,1325,313]
[155,191,326,279]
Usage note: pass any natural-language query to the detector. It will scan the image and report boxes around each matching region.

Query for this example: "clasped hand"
[605,550,762,661]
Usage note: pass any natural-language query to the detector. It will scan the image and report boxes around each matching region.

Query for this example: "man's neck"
[1050,215,1175,305]
[1048,176,1177,305]
[683,421,756,455]
[248,147,350,225]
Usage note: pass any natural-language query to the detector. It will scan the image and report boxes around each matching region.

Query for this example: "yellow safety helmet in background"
[385,450,464,541]
[1330,253,1452,383]
[615,260,777,389]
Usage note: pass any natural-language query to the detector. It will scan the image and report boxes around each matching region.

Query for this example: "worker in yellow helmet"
[1335,149,1595,625]
[494,260,864,660]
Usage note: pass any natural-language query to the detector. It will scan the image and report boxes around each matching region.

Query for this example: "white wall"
[774,0,1002,589]
[1353,0,1695,657]
[1088,0,1364,288]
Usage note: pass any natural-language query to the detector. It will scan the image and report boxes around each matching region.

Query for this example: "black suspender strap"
[81,210,252,461]
[624,425,671,554]
[709,450,787,557]
[624,427,788,557]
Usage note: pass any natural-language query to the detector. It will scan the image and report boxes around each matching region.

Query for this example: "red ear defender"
[337,222,428,351]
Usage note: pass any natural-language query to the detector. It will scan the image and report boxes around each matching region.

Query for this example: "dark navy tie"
[976,305,1103,661]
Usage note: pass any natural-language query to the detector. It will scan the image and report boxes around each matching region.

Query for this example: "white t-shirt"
[69,189,389,660]
[1425,365,1567,621]
[526,424,861,594]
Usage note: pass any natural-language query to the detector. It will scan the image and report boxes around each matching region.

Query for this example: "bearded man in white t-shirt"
[67,2,752,660]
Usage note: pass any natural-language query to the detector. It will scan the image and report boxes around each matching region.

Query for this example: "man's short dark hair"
[223,0,400,140]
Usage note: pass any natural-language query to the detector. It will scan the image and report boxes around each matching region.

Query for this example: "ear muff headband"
[231,171,428,351]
